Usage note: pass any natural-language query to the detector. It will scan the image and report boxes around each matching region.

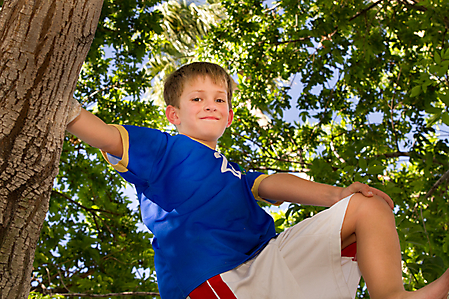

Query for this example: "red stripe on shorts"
[341,242,357,261]
[189,274,237,299]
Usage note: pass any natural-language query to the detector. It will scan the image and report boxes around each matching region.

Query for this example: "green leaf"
[425,106,442,114]
[422,79,432,93]
[441,112,449,126]
[444,48,449,60]
[422,256,445,282]
[367,165,384,175]
[441,92,449,106]
[434,51,441,64]
[427,110,442,127]
[437,65,448,77]
[359,158,367,170]
[411,85,422,97]
[274,218,285,227]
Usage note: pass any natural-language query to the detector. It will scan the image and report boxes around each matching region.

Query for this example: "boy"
[67,62,449,298]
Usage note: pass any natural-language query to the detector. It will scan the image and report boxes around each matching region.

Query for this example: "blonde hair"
[164,62,233,109]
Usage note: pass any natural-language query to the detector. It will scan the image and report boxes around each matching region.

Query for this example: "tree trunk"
[0,1,103,298]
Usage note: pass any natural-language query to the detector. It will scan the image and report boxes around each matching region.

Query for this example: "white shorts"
[188,195,361,299]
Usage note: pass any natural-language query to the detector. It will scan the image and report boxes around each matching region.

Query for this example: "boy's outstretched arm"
[258,173,394,209]
[66,108,123,157]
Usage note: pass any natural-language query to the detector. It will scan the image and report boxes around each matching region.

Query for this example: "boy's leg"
[217,195,361,299]
[341,193,449,299]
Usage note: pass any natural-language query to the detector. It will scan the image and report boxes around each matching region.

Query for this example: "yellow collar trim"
[181,134,216,150]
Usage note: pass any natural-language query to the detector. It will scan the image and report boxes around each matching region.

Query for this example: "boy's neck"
[181,133,217,150]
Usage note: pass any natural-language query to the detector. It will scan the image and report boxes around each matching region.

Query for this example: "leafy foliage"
[199,0,449,296]
[32,0,449,298]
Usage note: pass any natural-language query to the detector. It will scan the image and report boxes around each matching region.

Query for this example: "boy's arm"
[258,173,394,209]
[66,108,123,157]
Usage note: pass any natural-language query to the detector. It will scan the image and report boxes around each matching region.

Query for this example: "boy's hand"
[67,98,82,125]
[340,182,394,210]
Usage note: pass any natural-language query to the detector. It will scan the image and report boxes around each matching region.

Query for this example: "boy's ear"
[226,109,234,127]
[166,105,181,125]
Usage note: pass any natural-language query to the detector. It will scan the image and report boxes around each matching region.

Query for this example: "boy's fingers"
[362,189,373,196]
[350,182,395,210]
[67,98,82,125]
[351,182,372,196]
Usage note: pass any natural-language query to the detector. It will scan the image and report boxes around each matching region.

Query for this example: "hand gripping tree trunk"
[0,1,103,298]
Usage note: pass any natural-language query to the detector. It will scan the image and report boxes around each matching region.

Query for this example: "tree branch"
[379,151,410,158]
[51,190,119,240]
[425,168,449,199]
[52,190,120,216]
[50,291,160,298]
[349,0,384,22]
[397,0,427,12]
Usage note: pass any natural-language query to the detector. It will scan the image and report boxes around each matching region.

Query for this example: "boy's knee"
[342,193,396,247]
[348,193,394,219]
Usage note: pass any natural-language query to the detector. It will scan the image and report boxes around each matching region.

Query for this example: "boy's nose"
[204,101,217,111]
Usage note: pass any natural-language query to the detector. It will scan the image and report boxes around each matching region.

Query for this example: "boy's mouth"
[200,116,220,120]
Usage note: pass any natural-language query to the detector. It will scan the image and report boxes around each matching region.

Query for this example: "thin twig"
[57,269,71,293]
[80,81,126,105]
[419,206,432,255]
[46,267,52,290]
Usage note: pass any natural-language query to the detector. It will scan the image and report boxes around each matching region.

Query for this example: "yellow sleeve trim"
[101,124,129,173]
[251,174,283,206]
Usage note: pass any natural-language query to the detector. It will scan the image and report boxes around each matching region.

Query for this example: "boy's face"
[165,75,234,149]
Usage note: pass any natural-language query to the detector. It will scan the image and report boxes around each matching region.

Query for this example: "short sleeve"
[246,172,282,206]
[101,124,167,189]
[101,125,130,173]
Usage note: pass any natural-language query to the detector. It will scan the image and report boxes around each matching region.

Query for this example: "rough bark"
[0,1,103,298]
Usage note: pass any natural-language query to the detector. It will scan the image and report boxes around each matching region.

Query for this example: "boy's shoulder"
[120,125,216,159]
[117,124,171,144]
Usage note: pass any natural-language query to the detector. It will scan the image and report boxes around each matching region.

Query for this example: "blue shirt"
[102,125,277,298]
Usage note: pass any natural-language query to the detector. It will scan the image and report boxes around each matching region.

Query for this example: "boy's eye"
[216,99,225,103]
[192,98,202,102]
